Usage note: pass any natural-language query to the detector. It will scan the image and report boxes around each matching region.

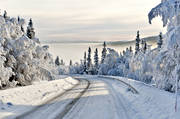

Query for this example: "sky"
[0,0,165,42]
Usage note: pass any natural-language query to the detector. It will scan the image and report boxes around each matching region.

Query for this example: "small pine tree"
[60,59,65,66]
[87,47,92,70]
[157,32,163,48]
[27,18,35,39]
[83,52,87,73]
[129,46,133,52]
[3,10,7,19]
[18,16,20,22]
[69,60,72,66]
[143,41,147,53]
[29,18,33,27]
[141,39,145,48]
[101,41,107,64]
[94,48,99,71]
[55,56,60,66]
[135,31,140,54]
[21,26,24,32]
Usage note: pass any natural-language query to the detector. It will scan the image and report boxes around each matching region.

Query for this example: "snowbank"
[0,77,79,119]
[101,75,180,119]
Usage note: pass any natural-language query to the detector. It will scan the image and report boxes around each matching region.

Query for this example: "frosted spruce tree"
[143,41,147,54]
[21,26,24,33]
[3,10,7,19]
[157,32,163,49]
[129,46,133,53]
[69,60,72,66]
[27,19,35,39]
[135,31,140,54]
[149,0,180,92]
[101,41,107,64]
[83,52,87,74]
[87,47,92,73]
[60,59,65,66]
[55,56,60,66]
[94,48,99,74]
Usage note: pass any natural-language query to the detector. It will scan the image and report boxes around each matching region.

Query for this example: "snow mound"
[0,77,79,118]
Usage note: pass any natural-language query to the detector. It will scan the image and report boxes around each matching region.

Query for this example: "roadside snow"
[0,77,79,119]
[100,75,180,119]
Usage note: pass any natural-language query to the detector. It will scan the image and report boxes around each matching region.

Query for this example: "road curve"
[15,76,140,119]
[15,78,90,119]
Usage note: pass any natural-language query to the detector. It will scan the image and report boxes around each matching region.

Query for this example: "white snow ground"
[0,77,79,119]
[0,75,180,119]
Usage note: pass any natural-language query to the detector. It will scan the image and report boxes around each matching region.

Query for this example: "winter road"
[15,76,140,119]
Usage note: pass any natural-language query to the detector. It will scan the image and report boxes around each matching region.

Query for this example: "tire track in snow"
[15,78,89,119]
[62,82,92,119]
[98,76,139,94]
[103,78,143,119]
[54,78,90,119]
[62,78,116,119]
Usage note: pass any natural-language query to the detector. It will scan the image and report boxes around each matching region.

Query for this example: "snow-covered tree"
[101,41,107,64]
[69,61,84,74]
[135,31,140,54]
[83,52,87,74]
[60,59,65,66]
[27,19,35,39]
[3,10,7,19]
[94,48,99,74]
[157,32,163,49]
[0,14,56,89]
[69,60,72,66]
[148,0,180,91]
[18,16,20,23]
[129,46,133,53]
[143,41,147,54]
[55,56,60,66]
[21,26,24,33]
[87,47,92,71]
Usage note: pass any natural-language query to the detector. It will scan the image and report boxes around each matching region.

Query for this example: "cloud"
[2,0,163,42]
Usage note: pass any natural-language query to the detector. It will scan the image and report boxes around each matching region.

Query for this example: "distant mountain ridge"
[42,36,158,46]
[41,40,102,44]
[107,36,158,46]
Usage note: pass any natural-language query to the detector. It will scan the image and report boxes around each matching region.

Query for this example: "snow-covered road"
[13,76,141,119]
[1,76,179,119]
[63,77,141,119]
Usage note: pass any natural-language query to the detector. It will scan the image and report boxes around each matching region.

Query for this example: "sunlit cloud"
[1,0,164,42]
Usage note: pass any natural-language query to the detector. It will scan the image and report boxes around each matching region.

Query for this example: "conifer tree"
[101,41,107,64]
[141,39,145,48]
[143,41,147,53]
[60,59,65,66]
[27,18,35,39]
[55,56,60,66]
[129,46,133,52]
[69,60,72,66]
[83,52,87,73]
[87,47,92,70]
[157,32,163,49]
[21,26,24,33]
[135,31,140,54]
[94,48,99,70]
[18,16,20,22]
[3,10,7,19]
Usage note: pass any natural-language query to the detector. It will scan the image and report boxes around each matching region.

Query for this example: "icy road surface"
[13,76,141,119]
[1,76,180,119]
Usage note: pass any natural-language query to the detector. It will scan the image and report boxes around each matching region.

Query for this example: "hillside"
[107,36,158,47]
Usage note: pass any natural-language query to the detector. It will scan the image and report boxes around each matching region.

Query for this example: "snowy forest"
[56,0,180,93]
[0,0,180,93]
